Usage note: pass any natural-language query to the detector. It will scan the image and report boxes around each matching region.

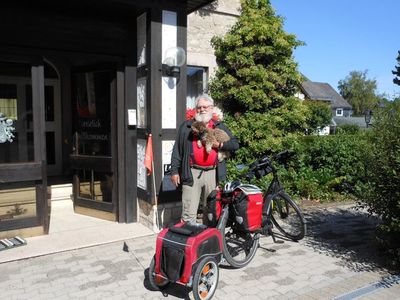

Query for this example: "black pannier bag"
[206,189,222,227]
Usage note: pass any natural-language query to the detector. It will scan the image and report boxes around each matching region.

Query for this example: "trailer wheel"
[148,257,169,290]
[192,257,219,300]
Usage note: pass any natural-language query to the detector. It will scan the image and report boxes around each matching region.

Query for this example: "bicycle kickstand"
[269,229,284,244]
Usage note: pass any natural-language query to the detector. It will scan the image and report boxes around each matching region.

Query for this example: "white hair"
[195,94,214,107]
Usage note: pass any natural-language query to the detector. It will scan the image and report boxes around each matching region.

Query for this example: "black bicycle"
[211,151,306,268]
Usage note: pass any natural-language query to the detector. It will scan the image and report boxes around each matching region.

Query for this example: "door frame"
[70,65,119,221]
[0,56,49,234]
[0,76,62,176]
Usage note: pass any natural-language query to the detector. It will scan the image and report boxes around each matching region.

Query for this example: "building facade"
[0,0,216,238]
[186,0,240,108]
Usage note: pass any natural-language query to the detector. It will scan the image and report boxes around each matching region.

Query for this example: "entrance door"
[0,77,62,176]
[70,68,117,221]
[0,60,50,236]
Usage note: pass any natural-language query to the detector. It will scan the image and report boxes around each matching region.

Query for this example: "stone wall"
[138,199,182,232]
[187,0,240,78]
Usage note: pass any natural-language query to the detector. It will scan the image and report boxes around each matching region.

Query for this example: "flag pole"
[144,133,160,231]
[151,143,159,231]
[151,158,161,231]
[151,159,158,207]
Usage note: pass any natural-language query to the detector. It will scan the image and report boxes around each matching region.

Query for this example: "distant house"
[299,81,353,117]
[332,116,369,129]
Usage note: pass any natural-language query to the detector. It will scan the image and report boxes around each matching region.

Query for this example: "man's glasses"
[196,105,212,110]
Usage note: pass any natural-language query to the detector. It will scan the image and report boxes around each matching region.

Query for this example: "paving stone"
[0,203,399,299]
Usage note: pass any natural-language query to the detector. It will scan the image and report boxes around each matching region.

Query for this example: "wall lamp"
[162,47,186,78]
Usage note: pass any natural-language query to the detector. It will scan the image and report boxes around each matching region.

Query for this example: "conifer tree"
[393,51,400,86]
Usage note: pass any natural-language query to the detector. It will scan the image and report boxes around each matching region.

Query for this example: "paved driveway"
[0,203,399,299]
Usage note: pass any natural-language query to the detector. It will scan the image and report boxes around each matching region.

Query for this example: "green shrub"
[357,103,400,265]
[336,124,361,135]
[279,133,369,202]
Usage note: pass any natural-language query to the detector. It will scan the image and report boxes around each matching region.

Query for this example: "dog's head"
[191,121,207,137]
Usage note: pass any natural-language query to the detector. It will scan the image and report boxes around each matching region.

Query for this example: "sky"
[270,0,400,99]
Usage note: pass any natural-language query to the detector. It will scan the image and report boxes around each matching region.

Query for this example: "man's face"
[196,99,213,114]
[195,99,213,123]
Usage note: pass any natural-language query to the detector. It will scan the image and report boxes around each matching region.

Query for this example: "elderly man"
[170,94,239,223]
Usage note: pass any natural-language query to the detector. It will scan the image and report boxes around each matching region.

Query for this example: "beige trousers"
[181,168,216,222]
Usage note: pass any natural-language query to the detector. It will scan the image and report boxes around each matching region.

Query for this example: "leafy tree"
[393,50,400,86]
[210,0,308,161]
[303,100,332,135]
[337,70,379,115]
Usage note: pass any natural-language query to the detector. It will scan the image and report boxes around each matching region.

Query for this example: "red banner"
[144,134,153,176]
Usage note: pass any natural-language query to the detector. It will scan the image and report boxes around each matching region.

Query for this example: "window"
[187,66,208,108]
[336,108,343,116]
[0,85,17,120]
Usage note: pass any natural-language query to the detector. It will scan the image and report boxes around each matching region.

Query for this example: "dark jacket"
[170,119,239,186]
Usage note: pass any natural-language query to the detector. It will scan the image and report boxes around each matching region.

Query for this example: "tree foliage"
[358,102,400,264]
[337,70,379,115]
[280,133,368,202]
[209,0,309,161]
[393,50,400,86]
[303,100,332,135]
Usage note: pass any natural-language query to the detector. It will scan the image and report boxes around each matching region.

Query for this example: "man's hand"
[171,174,180,187]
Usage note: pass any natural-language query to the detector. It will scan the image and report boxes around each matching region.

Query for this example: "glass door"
[70,69,117,221]
[0,60,49,235]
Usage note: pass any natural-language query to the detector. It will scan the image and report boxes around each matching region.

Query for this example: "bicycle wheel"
[192,256,219,300]
[270,192,306,241]
[220,210,259,268]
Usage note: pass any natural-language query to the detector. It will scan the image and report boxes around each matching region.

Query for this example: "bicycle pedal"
[260,227,270,236]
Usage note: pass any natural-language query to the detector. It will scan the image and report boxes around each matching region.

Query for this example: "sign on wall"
[137,139,147,190]
[137,78,146,128]
[162,140,175,170]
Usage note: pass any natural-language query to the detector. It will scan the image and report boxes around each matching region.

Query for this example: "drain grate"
[333,275,400,300]
[0,236,27,251]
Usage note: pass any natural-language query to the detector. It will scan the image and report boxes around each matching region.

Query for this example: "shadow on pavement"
[302,204,395,272]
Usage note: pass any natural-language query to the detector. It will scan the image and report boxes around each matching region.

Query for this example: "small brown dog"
[191,121,230,162]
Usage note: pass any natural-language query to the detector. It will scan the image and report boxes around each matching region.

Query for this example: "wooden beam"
[0,163,42,182]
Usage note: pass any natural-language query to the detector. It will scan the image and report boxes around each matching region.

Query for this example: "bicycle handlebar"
[243,150,294,180]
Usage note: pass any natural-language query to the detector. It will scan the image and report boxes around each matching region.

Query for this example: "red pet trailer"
[148,222,223,300]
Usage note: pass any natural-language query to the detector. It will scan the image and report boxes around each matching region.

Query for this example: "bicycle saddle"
[224,180,241,192]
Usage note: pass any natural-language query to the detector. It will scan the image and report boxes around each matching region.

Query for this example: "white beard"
[195,111,213,123]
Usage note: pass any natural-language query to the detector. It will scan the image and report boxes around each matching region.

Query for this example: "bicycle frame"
[215,166,286,234]
[212,152,306,268]
[262,170,284,220]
